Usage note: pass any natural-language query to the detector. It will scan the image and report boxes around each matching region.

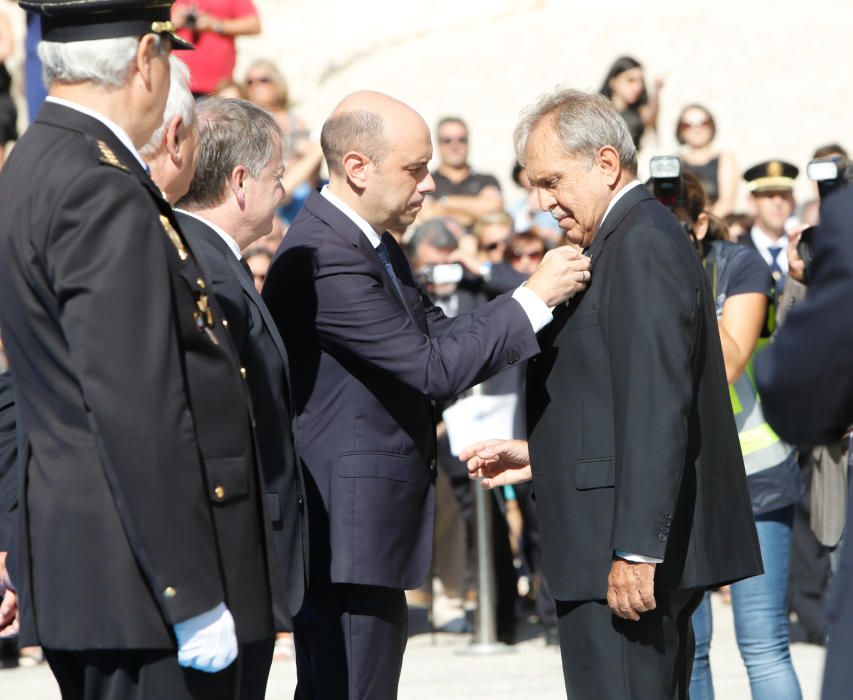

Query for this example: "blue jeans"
[690,506,802,700]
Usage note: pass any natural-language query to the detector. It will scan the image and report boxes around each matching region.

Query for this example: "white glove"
[173,602,238,673]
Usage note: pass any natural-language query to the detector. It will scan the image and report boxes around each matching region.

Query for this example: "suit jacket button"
[163,586,177,599]
[222,319,229,328]
[240,367,247,379]
[196,277,206,289]
[297,496,304,512]
[507,350,520,364]
[658,533,667,542]
[430,458,437,471]
[214,485,225,500]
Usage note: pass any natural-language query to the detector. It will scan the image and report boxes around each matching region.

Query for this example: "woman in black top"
[600,56,662,148]
[677,104,739,217]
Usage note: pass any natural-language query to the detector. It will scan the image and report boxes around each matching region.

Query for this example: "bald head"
[321,91,428,177]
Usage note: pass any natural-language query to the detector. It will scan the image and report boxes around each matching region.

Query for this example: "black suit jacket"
[178,211,308,628]
[527,184,763,601]
[263,191,540,590]
[753,189,853,700]
[0,102,274,648]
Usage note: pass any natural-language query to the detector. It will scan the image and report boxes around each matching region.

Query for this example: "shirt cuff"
[511,284,553,333]
[615,550,664,564]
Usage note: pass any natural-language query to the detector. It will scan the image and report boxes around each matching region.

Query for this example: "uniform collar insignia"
[96,140,129,172]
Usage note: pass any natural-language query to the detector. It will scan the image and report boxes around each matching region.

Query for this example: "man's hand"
[525,246,590,307]
[460,439,532,489]
[787,225,807,284]
[607,557,656,622]
[0,551,19,637]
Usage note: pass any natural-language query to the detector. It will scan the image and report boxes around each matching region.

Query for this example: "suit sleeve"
[756,190,853,445]
[608,226,699,559]
[46,169,224,623]
[269,237,540,402]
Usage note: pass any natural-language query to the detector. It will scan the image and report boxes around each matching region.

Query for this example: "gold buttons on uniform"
[222,319,229,328]
[240,367,247,379]
[214,485,225,500]
[196,278,206,289]
[164,586,177,599]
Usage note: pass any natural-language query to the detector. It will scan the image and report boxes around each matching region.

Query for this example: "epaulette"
[95,140,130,172]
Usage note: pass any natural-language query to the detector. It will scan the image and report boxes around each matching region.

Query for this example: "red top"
[172,0,258,95]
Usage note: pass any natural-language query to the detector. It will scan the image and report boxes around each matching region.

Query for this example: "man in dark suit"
[462,88,763,700]
[0,3,276,698]
[262,90,592,700]
[175,96,308,634]
[755,187,853,700]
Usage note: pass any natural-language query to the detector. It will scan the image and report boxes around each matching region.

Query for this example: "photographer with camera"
[648,160,803,700]
[172,0,261,96]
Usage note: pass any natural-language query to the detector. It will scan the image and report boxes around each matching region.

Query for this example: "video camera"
[648,156,682,209]
[807,156,852,200]
[797,156,853,281]
[416,263,464,287]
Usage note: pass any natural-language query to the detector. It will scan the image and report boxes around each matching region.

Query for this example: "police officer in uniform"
[737,159,799,303]
[0,2,276,698]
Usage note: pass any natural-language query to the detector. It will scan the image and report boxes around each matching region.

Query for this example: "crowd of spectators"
[0,6,848,697]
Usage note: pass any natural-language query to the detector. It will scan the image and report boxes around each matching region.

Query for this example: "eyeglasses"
[247,76,273,86]
[439,136,468,145]
[679,117,710,129]
[511,249,544,262]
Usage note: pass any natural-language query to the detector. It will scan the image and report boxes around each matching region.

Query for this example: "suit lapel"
[588,184,655,270]
[304,192,421,326]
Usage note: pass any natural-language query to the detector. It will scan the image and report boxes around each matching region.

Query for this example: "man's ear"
[165,115,183,163]
[134,34,159,90]
[342,151,372,190]
[229,165,247,208]
[597,146,622,187]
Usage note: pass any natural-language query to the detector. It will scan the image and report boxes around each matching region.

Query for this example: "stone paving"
[0,595,827,699]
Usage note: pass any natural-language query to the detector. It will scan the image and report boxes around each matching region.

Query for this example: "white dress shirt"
[319,186,553,333]
[749,225,789,276]
[45,96,148,172]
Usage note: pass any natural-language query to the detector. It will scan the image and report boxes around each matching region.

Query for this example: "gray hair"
[514,88,637,173]
[178,97,287,209]
[321,110,387,177]
[139,55,194,158]
[410,218,459,252]
[39,35,167,88]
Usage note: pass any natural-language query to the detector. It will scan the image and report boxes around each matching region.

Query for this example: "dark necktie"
[767,245,785,295]
[375,239,404,300]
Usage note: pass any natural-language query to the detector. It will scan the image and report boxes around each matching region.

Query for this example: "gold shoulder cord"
[159,215,188,261]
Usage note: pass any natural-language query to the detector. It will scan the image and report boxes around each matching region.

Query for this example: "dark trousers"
[44,638,274,700]
[293,583,407,700]
[556,589,704,700]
